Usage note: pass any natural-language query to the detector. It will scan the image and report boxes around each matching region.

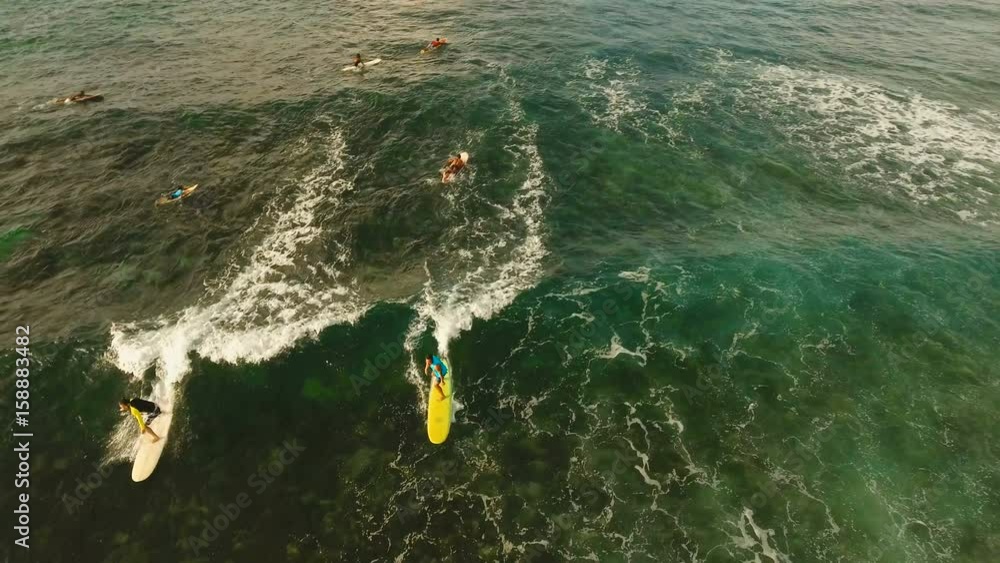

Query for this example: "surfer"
[424,355,449,401]
[68,90,88,102]
[166,185,185,201]
[353,53,363,68]
[441,154,466,182]
[426,38,446,50]
[119,398,162,442]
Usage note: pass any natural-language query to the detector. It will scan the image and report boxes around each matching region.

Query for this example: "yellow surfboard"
[427,359,452,444]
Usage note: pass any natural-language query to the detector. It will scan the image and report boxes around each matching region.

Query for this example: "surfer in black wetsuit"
[119,398,162,442]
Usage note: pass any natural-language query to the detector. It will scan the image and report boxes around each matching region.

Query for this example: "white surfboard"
[131,413,173,482]
[341,58,382,72]
[460,151,469,164]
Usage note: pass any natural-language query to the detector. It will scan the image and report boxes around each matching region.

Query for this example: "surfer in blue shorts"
[168,185,185,200]
[424,355,448,401]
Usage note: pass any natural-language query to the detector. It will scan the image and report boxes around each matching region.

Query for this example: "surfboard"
[54,94,104,105]
[341,58,382,72]
[442,153,470,184]
[156,184,199,206]
[427,360,453,444]
[131,413,172,482]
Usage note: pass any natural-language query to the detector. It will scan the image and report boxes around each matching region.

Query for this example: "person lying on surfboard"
[56,91,103,105]
[353,53,363,67]
[119,398,162,442]
[424,355,449,401]
[166,185,185,201]
[426,38,446,50]
[441,154,466,182]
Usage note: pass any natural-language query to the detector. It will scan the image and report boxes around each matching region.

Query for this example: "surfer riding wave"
[119,398,162,442]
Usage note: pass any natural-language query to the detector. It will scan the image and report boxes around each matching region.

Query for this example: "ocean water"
[1,0,999,561]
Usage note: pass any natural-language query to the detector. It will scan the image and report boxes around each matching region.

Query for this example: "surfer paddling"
[55,90,102,104]
[441,154,466,183]
[424,355,449,401]
[425,37,447,50]
[166,185,185,201]
[119,398,162,442]
[156,184,199,206]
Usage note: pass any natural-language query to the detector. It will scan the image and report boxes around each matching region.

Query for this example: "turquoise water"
[1,0,999,561]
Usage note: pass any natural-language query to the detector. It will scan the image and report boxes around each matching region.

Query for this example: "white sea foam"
[579,57,649,134]
[727,508,792,563]
[109,128,367,409]
[748,64,1000,209]
[618,267,650,283]
[597,334,648,366]
[579,49,1000,217]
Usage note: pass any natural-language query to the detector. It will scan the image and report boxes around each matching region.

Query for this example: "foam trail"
[403,68,549,402]
[108,128,367,414]
[420,133,546,355]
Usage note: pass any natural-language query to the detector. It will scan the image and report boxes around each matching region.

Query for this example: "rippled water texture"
[1,0,998,561]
